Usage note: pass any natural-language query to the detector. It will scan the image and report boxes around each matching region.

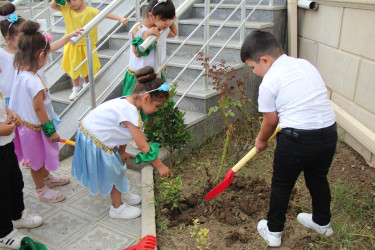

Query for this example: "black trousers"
[0,141,24,237]
[267,123,337,232]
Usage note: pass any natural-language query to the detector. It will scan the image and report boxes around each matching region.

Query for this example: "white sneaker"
[83,82,89,88]
[124,192,141,205]
[69,90,79,101]
[257,220,282,247]
[12,210,43,229]
[0,229,25,249]
[297,213,333,237]
[109,203,141,219]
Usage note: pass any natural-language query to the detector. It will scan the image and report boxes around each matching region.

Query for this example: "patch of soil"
[155,120,375,249]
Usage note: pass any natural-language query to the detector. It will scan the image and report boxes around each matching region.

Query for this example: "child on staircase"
[9,21,71,203]
[50,0,129,101]
[72,66,171,219]
[123,0,178,97]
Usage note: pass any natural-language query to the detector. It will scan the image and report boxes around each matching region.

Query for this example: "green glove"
[135,142,160,164]
[54,0,66,6]
[132,37,154,57]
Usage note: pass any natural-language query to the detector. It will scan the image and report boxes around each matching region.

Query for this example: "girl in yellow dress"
[50,0,128,101]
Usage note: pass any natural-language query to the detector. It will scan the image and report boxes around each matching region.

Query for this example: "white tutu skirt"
[71,125,130,196]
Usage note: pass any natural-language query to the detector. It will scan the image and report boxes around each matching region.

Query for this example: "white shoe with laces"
[297,213,333,237]
[123,192,141,205]
[257,220,282,247]
[109,203,141,219]
[12,210,43,229]
[0,229,25,249]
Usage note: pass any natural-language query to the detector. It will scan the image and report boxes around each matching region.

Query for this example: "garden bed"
[154,119,375,249]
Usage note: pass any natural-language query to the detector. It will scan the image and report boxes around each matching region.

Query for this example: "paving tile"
[62,189,111,220]
[101,211,142,237]
[18,209,95,249]
[23,194,59,218]
[60,223,137,250]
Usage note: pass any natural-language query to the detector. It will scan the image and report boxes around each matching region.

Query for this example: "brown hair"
[145,0,175,19]
[133,66,169,101]
[0,3,25,39]
[14,20,50,72]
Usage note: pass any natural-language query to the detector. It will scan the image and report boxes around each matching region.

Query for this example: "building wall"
[297,0,375,167]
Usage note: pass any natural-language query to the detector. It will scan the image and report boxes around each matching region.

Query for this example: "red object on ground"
[123,235,157,250]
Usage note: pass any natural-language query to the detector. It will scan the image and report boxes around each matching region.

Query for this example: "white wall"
[297,0,375,167]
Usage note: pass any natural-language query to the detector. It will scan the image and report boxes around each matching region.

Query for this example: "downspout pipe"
[297,0,318,10]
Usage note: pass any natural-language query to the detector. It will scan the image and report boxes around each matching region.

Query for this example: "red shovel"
[205,124,281,200]
[123,235,157,250]
[59,139,76,146]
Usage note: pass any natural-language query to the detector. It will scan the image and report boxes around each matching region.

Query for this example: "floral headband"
[141,82,169,96]
[151,0,167,13]
[6,14,18,37]
[43,32,53,52]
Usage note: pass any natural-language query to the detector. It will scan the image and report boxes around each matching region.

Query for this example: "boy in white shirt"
[240,30,337,247]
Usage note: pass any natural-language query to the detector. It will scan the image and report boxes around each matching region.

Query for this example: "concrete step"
[177,18,274,40]
[192,3,286,22]
[164,55,245,82]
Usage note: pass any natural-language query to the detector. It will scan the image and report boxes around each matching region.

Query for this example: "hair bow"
[158,0,167,3]
[44,32,53,43]
[7,14,18,23]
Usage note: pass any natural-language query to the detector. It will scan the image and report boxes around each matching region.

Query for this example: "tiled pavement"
[2,156,146,250]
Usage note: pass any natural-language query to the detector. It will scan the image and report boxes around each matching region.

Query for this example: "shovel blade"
[205,170,235,200]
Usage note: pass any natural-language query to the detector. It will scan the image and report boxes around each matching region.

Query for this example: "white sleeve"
[258,85,276,113]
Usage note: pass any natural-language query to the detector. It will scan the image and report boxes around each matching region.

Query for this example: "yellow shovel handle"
[231,124,281,173]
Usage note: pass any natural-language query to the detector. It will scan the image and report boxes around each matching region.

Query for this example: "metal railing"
[137,0,271,108]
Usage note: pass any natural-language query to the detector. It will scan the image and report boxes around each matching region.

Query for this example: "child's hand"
[120,151,129,163]
[145,27,160,38]
[7,109,22,127]
[69,28,84,38]
[157,165,171,177]
[0,116,16,136]
[49,132,61,142]
[120,17,128,26]
[255,136,268,153]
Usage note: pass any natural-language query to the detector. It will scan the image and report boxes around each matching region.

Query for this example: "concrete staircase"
[45,0,287,164]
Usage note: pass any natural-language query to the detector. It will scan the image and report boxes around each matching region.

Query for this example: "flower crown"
[151,0,167,13]
[141,82,169,96]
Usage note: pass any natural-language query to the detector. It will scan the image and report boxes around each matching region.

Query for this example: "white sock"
[72,86,81,91]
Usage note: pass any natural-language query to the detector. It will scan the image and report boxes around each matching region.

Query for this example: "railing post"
[156,40,162,78]
[269,0,274,6]
[240,0,246,42]
[85,35,96,109]
[88,0,92,7]
[203,0,210,90]
[28,0,34,19]
[136,0,140,23]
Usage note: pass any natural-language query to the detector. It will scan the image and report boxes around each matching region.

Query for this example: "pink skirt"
[13,125,59,171]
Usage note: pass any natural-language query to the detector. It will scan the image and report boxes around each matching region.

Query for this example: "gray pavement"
[1,156,156,250]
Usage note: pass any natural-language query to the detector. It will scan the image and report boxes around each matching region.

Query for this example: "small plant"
[197,52,259,183]
[190,219,210,249]
[159,175,185,211]
[144,82,193,168]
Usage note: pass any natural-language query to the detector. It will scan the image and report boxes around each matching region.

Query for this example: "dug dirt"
[155,121,375,250]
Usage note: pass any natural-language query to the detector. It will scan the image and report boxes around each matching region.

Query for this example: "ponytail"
[0,3,25,39]
[14,20,50,71]
[133,66,169,100]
